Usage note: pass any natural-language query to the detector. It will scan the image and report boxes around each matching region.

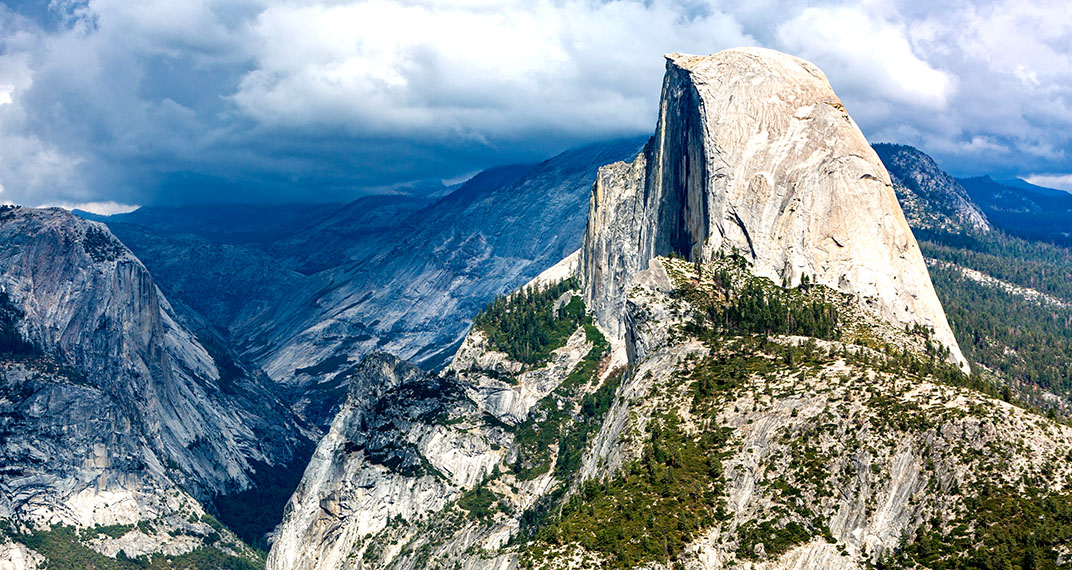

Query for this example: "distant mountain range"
[994,176,1071,197]
[77,140,1072,433]
[85,138,646,429]
[957,175,1072,244]
[871,143,990,234]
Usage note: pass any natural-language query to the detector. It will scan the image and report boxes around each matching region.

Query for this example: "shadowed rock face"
[581,47,967,369]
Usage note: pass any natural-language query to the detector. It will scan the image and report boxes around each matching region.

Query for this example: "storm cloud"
[1,0,1070,208]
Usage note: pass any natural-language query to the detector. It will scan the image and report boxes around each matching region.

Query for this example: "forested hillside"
[918,229,1072,414]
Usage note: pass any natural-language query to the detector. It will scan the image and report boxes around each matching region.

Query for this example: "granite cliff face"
[266,353,509,570]
[0,206,312,564]
[580,49,966,370]
[264,49,1072,570]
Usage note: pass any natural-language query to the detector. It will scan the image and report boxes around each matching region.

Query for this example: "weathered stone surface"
[606,258,1072,569]
[459,326,590,425]
[0,207,311,549]
[267,353,508,570]
[0,541,43,570]
[580,48,967,369]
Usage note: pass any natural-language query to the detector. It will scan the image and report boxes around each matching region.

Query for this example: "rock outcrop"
[0,206,312,561]
[266,353,508,570]
[579,48,967,369]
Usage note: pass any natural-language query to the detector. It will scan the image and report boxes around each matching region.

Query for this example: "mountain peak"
[872,143,990,233]
[580,47,967,369]
[0,205,312,551]
[665,47,828,79]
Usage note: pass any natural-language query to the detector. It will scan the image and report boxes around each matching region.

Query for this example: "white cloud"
[0,133,87,200]
[1,0,1071,204]
[1025,174,1072,192]
[776,5,957,110]
[41,200,140,215]
[231,0,754,138]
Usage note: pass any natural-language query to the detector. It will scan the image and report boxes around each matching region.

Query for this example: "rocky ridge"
[958,175,1072,245]
[872,143,990,234]
[270,252,1072,569]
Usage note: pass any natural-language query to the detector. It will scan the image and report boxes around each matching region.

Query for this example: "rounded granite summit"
[580,47,967,370]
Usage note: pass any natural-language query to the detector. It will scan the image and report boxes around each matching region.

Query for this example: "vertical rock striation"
[0,207,312,539]
[580,48,966,369]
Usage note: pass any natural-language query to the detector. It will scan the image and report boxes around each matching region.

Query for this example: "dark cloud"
[0,1,1069,210]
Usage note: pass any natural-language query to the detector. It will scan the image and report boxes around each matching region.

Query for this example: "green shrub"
[529,411,730,569]
[93,523,136,539]
[894,487,1072,570]
[12,524,265,570]
[510,320,611,482]
[82,226,126,263]
[458,486,499,520]
[0,291,37,356]
[682,278,840,341]
[736,519,814,560]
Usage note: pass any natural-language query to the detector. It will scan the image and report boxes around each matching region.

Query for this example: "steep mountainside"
[99,139,644,428]
[996,177,1071,197]
[862,144,1072,415]
[958,175,1072,245]
[905,205,1072,415]
[837,143,1072,418]
[267,49,1072,570]
[81,202,345,247]
[872,144,990,234]
[0,206,314,567]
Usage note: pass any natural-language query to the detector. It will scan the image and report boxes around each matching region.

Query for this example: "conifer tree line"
[910,226,1072,405]
[927,249,1072,398]
[473,277,584,365]
[0,291,36,355]
[685,279,840,341]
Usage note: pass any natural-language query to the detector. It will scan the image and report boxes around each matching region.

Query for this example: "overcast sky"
[0,0,1070,211]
